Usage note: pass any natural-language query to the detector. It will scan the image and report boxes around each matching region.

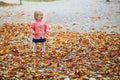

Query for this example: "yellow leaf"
[113,47,119,51]
[50,63,59,68]
[0,57,3,61]
[5,50,11,53]
[78,76,85,80]
[0,50,4,54]
[52,71,59,76]
[4,74,11,78]
[105,56,110,61]
[32,54,36,57]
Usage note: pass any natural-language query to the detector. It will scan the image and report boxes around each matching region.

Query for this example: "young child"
[30,11,48,53]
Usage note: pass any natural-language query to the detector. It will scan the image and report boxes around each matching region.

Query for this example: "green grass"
[23,0,57,2]
[0,1,17,7]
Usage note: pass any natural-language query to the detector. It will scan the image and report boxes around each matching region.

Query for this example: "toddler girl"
[30,11,48,53]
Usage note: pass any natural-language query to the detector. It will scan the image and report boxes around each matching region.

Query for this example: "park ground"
[0,0,120,80]
[0,0,120,33]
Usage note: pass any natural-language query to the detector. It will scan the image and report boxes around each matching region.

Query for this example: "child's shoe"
[42,51,45,54]
[32,51,36,54]
[40,51,45,54]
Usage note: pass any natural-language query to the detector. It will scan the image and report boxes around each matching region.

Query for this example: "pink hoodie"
[30,20,48,39]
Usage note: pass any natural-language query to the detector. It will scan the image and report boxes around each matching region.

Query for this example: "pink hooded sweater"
[30,20,48,39]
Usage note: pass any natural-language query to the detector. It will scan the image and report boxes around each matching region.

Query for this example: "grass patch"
[0,1,17,7]
[23,0,57,2]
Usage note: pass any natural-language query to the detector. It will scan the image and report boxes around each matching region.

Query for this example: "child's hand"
[46,31,50,34]
[33,32,37,35]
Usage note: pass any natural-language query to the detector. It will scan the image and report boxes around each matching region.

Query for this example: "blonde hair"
[34,11,43,20]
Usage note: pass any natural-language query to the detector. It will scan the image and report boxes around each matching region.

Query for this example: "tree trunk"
[20,0,22,5]
[106,0,110,2]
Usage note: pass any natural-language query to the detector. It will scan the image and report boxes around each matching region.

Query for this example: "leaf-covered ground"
[0,23,120,80]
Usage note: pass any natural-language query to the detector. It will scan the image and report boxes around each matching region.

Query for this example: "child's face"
[37,14,43,21]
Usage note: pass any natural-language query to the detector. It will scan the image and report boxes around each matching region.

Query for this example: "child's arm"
[44,23,49,33]
[30,22,36,35]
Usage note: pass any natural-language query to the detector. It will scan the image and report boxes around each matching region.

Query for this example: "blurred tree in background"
[20,0,22,5]
[106,0,110,2]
